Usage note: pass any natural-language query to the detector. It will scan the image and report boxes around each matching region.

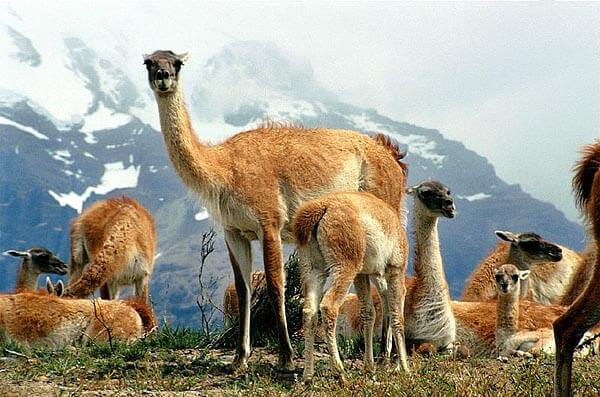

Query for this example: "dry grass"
[0,329,599,397]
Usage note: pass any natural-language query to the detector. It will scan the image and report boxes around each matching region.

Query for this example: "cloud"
[4,1,598,221]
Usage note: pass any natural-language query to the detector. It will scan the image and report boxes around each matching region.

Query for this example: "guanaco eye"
[511,275,519,282]
[495,274,503,282]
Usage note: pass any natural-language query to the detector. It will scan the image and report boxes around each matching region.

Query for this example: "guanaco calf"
[494,264,554,358]
[293,192,409,382]
[63,196,156,301]
[4,247,67,291]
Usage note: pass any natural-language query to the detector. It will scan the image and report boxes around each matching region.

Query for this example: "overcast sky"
[7,1,600,222]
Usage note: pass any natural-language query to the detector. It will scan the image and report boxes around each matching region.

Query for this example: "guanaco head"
[143,50,189,95]
[4,247,67,276]
[407,180,455,219]
[494,264,530,295]
[495,231,563,264]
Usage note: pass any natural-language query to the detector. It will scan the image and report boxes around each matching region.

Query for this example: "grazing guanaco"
[62,196,156,302]
[293,192,409,382]
[494,264,554,358]
[144,50,407,371]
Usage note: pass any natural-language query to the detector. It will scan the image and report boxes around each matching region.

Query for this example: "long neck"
[413,203,447,290]
[507,246,530,298]
[16,260,39,291]
[496,289,519,333]
[155,89,227,193]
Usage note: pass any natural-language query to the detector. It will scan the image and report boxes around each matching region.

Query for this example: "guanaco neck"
[154,88,229,193]
[16,260,40,292]
[409,199,455,346]
[413,201,448,294]
[506,246,531,298]
[496,288,519,335]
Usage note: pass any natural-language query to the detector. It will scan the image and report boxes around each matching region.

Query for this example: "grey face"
[495,231,563,263]
[413,181,456,218]
[7,247,67,275]
[143,50,189,95]
[495,264,528,295]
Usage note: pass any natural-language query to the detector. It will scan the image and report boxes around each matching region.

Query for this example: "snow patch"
[0,115,49,140]
[48,161,140,213]
[195,208,210,221]
[105,142,133,149]
[79,103,132,143]
[346,113,446,164]
[193,118,256,143]
[265,97,318,119]
[49,149,73,165]
[457,193,491,202]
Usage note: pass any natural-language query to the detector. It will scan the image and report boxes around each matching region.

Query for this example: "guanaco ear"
[406,185,419,195]
[55,280,64,297]
[177,52,190,64]
[495,230,517,243]
[519,270,531,280]
[4,250,30,258]
[46,276,55,294]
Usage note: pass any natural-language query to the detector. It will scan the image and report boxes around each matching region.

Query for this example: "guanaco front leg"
[261,225,295,371]
[225,229,253,373]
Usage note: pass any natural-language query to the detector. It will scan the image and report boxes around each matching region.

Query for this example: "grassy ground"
[1,328,599,397]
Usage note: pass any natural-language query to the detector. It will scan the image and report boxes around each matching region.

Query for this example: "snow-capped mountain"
[0,11,585,327]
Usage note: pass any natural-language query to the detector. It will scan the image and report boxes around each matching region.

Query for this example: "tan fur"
[0,292,155,348]
[451,299,564,358]
[222,271,266,328]
[554,140,600,397]
[65,196,156,301]
[144,50,407,371]
[451,289,600,359]
[337,288,382,339]
[559,242,596,305]
[293,192,409,382]
[462,242,584,305]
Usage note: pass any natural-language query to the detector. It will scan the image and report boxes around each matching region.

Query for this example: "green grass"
[1,329,599,396]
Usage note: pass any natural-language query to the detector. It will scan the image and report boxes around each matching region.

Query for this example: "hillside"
[0,332,599,396]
